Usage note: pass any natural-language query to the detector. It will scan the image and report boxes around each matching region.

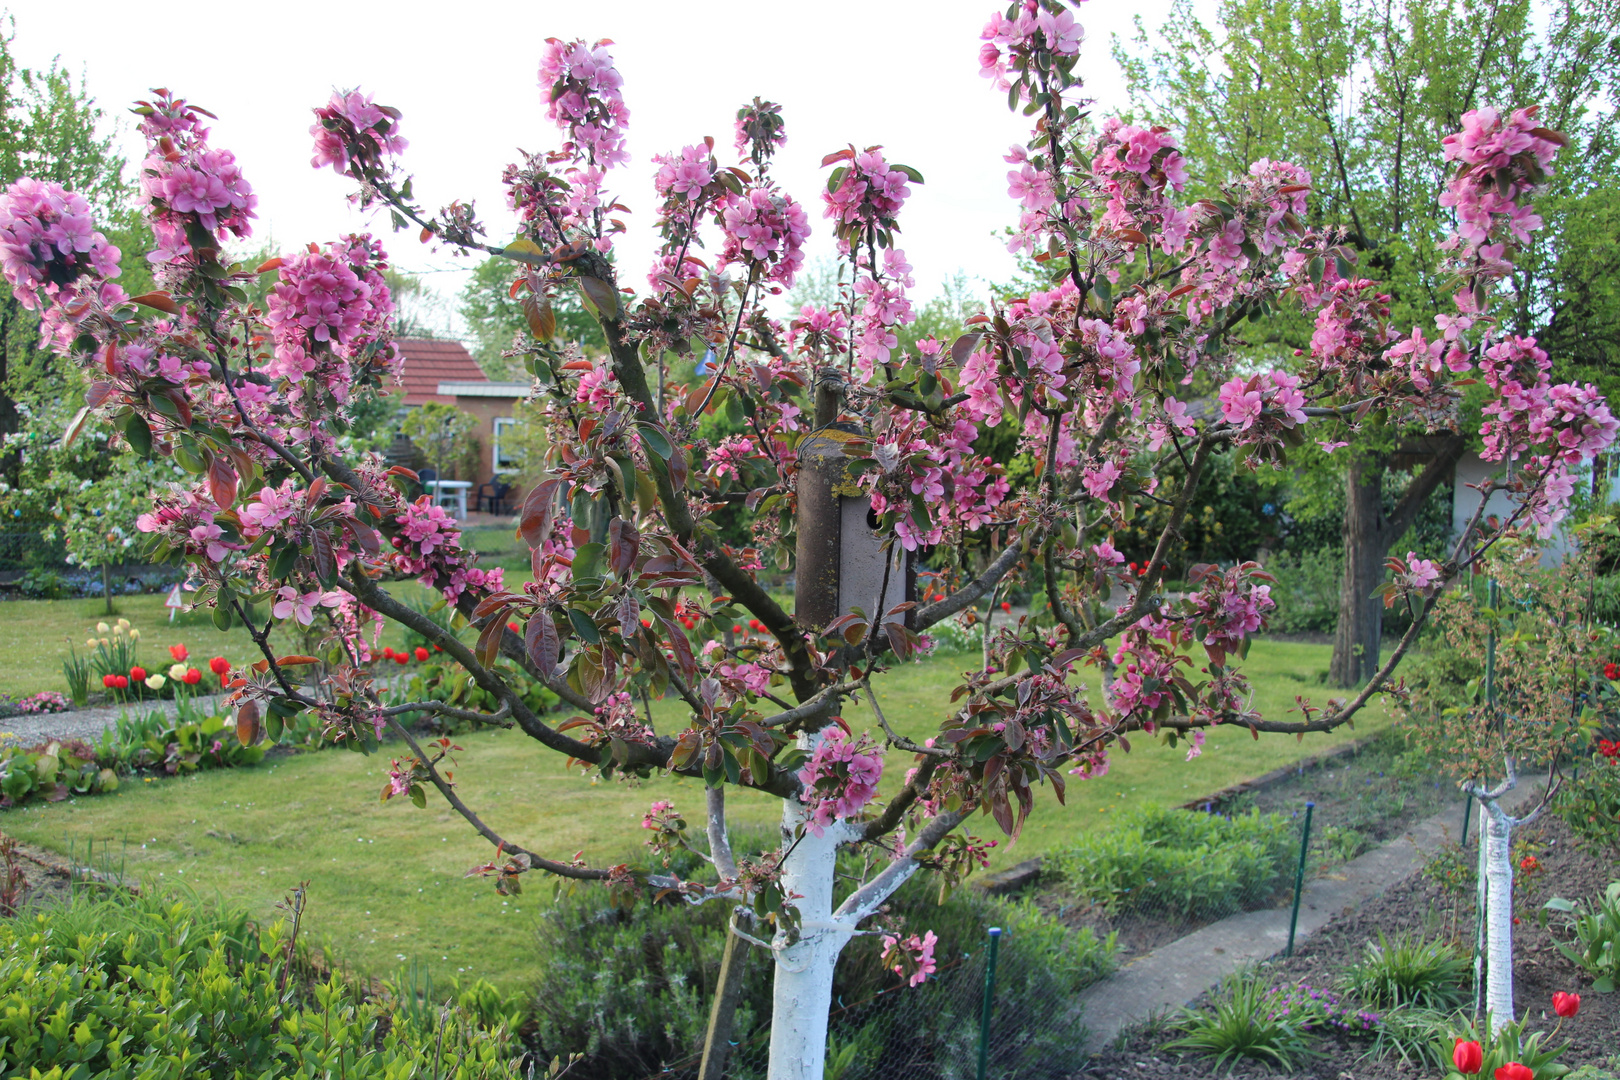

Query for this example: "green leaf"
[572,542,605,582]
[636,422,674,460]
[124,413,152,458]
[567,608,601,645]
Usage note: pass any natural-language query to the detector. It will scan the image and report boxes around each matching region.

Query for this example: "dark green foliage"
[1113,448,1288,574]
[1046,804,1296,920]
[1554,751,1620,854]
[0,887,520,1078]
[1342,933,1471,1011]
[528,836,1116,1079]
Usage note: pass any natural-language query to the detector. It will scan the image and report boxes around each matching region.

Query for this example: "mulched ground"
[1079,814,1619,1079]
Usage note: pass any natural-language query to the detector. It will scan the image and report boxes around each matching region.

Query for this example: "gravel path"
[1,695,229,748]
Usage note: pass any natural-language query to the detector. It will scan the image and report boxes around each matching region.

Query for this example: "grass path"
[2,638,1385,989]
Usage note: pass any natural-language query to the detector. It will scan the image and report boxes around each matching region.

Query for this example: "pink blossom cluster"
[652,143,716,204]
[716,658,773,697]
[797,725,883,836]
[1397,552,1443,593]
[309,89,407,176]
[823,148,912,245]
[1440,107,1561,249]
[979,1,1084,93]
[1107,627,1187,720]
[1185,562,1276,664]
[880,929,939,988]
[850,246,916,373]
[718,184,811,288]
[390,496,503,601]
[787,304,848,362]
[1305,277,1396,376]
[707,435,761,481]
[0,178,122,313]
[861,415,1009,549]
[135,488,226,563]
[1087,118,1189,247]
[135,89,257,268]
[272,586,345,626]
[1241,159,1312,255]
[267,235,395,359]
[1217,371,1306,436]
[539,38,630,169]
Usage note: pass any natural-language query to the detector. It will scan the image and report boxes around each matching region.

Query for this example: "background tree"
[461,253,606,379]
[399,400,477,481]
[1117,0,1620,684]
[2,7,1607,1075]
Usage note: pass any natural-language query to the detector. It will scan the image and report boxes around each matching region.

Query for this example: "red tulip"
[169,644,189,662]
[1453,1039,1484,1075]
[113,675,129,689]
[1000,601,1012,612]
[1553,991,1580,1018]
[183,668,202,685]
[129,666,147,683]
[414,647,430,662]
[209,656,230,676]
[394,652,408,665]
[102,674,117,688]
[732,624,743,634]
[383,647,396,659]
[1495,1064,1533,1080]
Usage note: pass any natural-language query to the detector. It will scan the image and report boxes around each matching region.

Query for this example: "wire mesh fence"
[640,924,1088,1080]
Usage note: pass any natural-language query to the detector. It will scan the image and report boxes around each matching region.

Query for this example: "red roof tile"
[396,338,487,405]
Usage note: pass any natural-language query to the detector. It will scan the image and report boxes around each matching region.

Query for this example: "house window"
[492,417,521,473]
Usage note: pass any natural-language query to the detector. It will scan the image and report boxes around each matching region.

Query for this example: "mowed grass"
[3,636,1384,989]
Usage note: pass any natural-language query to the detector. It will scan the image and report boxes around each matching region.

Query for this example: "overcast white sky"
[10,0,1186,329]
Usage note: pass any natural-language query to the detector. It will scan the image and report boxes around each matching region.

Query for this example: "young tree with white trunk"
[1,3,1611,1076]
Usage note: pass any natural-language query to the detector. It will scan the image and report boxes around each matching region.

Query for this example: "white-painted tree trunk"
[765,796,857,1080]
[758,723,970,1080]
[1481,801,1516,1030]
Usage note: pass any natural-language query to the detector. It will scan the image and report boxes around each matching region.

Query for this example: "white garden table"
[427,480,472,520]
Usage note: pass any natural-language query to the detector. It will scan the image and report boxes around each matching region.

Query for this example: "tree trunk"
[1482,803,1516,1030]
[1330,459,1386,686]
[766,796,854,1080]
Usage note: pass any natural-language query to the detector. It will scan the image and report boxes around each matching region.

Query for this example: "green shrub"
[1263,549,1341,635]
[1554,751,1620,854]
[0,887,520,1079]
[528,835,1117,1080]
[1343,933,1471,1011]
[1046,804,1296,920]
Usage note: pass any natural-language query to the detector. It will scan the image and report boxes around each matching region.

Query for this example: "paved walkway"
[1074,782,1538,1051]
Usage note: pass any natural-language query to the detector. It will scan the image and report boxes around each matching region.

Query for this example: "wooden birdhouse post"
[795,370,913,635]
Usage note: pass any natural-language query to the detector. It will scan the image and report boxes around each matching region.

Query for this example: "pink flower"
[1082,460,1122,500]
[1218,377,1264,429]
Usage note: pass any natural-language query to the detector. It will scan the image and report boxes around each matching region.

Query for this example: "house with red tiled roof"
[395,338,489,406]
[394,339,534,511]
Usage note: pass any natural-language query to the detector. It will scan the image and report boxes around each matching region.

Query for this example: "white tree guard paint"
[1482,803,1517,1030]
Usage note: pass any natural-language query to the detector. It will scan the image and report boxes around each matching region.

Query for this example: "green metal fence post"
[976,927,1003,1080]
[1460,791,1473,848]
[1285,802,1315,957]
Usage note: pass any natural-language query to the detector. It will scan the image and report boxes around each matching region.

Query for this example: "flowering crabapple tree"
[2,4,1614,1075]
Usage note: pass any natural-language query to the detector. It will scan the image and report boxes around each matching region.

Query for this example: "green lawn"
[3,637,1384,989]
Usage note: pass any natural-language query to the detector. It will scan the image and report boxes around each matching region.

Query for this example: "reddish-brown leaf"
[608,516,640,577]
[518,477,564,549]
[235,701,262,746]
[130,291,181,314]
[526,609,561,676]
[207,453,238,510]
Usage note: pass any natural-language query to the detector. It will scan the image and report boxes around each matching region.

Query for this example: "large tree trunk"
[1331,458,1386,686]
[1329,436,1465,688]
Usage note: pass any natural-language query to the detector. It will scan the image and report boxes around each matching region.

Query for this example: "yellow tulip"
[96,622,110,633]
[145,674,165,690]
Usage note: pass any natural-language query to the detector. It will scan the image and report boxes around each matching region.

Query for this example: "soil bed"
[1079,813,1619,1078]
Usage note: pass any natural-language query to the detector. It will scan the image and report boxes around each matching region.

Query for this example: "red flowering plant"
[1437,1012,1572,1080]
[3,5,1612,1074]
